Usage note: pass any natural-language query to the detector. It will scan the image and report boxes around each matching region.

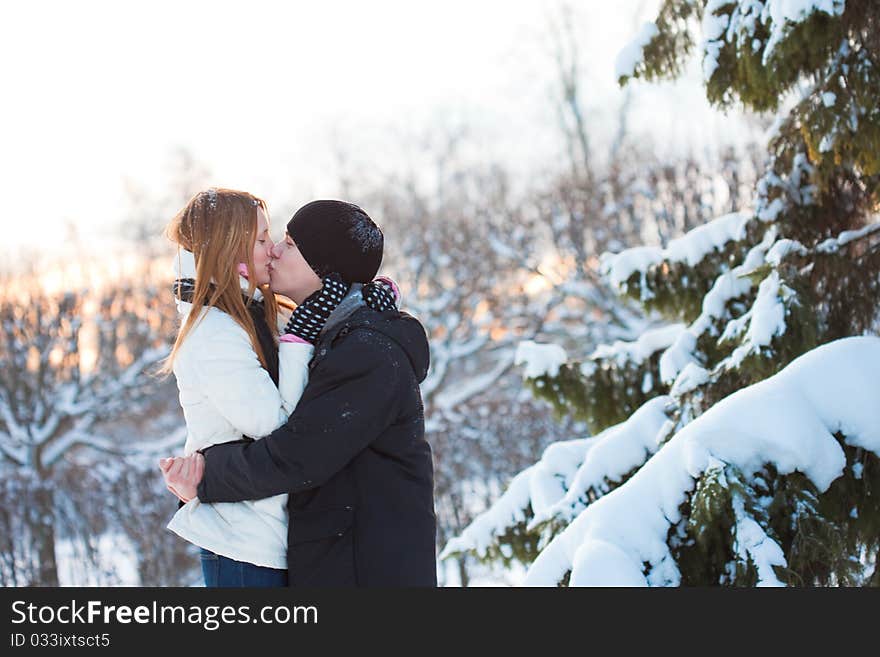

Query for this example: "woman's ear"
[237,262,249,279]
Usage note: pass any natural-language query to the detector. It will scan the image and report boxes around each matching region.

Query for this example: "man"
[161,200,437,587]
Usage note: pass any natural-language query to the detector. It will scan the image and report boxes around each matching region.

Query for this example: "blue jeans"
[200,548,288,587]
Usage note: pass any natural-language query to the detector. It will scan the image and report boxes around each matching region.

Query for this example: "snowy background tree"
[0,268,189,585]
[442,0,880,586]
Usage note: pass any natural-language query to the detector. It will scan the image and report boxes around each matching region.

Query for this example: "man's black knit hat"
[286,200,384,283]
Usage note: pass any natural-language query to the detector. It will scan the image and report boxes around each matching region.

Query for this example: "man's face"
[268,232,322,303]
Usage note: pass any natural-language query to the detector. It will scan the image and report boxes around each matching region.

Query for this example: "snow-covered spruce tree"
[441,0,880,586]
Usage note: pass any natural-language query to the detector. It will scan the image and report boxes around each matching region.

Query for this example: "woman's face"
[249,207,273,287]
[268,233,322,303]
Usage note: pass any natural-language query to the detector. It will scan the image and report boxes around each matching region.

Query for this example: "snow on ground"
[440,554,528,587]
[522,335,880,586]
[56,532,140,586]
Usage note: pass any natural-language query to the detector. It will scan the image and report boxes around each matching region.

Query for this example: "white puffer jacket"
[165,250,312,569]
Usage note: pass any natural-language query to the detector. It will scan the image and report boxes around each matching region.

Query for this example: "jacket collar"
[320,282,365,338]
[311,295,430,383]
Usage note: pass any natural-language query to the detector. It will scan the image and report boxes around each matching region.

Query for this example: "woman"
[160,188,396,587]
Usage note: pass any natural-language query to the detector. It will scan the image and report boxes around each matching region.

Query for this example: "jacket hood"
[320,286,430,383]
[358,310,431,384]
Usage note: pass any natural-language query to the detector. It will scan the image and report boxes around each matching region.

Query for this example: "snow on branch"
[660,219,880,387]
[765,238,808,265]
[659,226,778,384]
[615,21,659,82]
[527,396,673,530]
[762,0,846,64]
[440,437,596,561]
[600,212,751,291]
[42,432,115,467]
[0,401,29,446]
[434,351,515,411]
[0,432,26,466]
[522,336,880,586]
[514,341,568,379]
[719,270,794,370]
[43,425,187,469]
[589,324,685,368]
[729,474,787,585]
[816,222,880,254]
[439,465,537,560]
[440,396,672,561]
[129,426,187,460]
[701,0,846,83]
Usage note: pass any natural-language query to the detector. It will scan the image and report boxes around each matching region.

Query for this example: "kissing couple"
[158,189,436,587]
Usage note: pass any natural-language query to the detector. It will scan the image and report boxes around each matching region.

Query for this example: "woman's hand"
[159,454,205,503]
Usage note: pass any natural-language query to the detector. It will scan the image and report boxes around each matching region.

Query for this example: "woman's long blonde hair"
[161,188,279,374]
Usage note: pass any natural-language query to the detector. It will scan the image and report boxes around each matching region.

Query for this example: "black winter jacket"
[196,294,436,587]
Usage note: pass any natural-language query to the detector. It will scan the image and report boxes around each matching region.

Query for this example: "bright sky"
[0,0,761,261]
